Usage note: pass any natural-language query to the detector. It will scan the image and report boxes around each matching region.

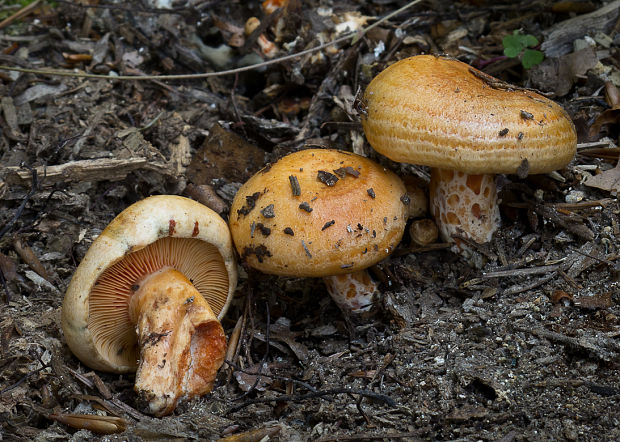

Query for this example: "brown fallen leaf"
[530,47,598,96]
[589,82,620,138]
[13,235,49,282]
[0,252,17,282]
[583,160,620,195]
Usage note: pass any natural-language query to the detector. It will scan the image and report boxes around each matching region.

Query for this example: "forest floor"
[0,0,619,440]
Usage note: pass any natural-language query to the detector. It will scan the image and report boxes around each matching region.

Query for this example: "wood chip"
[321,220,335,230]
[261,204,275,218]
[299,201,313,212]
[289,175,301,196]
[317,170,338,186]
[301,240,312,258]
[238,192,261,218]
[334,166,360,178]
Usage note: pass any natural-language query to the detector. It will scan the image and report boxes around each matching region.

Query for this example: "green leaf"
[502,34,524,55]
[521,49,544,69]
[503,45,521,58]
[524,34,539,48]
[515,33,531,48]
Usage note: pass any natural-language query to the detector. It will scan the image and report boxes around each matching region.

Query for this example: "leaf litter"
[0,0,619,440]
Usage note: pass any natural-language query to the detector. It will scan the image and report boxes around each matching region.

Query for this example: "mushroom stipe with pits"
[62,195,237,416]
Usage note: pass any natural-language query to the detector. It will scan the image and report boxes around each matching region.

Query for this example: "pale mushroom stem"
[430,168,500,250]
[323,270,379,314]
[129,268,226,416]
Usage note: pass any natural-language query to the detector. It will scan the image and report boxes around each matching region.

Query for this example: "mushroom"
[228,149,408,314]
[361,55,577,257]
[244,17,277,58]
[62,195,237,416]
[409,218,439,247]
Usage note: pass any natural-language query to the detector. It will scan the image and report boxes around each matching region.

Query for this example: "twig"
[66,367,147,420]
[0,0,41,30]
[230,73,247,138]
[451,233,498,261]
[228,387,396,412]
[0,0,423,81]
[52,0,189,15]
[0,363,48,394]
[533,204,595,241]
[482,264,561,278]
[232,302,271,400]
[526,378,620,396]
[225,360,317,393]
[514,326,619,362]
[502,271,557,295]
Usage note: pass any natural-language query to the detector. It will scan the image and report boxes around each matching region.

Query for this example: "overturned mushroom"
[62,196,237,416]
[229,149,407,314]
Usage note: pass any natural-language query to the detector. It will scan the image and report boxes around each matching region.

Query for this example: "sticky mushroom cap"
[362,55,577,175]
[229,149,408,277]
[61,195,237,373]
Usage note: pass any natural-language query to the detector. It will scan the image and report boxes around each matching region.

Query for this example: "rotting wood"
[541,0,620,57]
[1,157,174,188]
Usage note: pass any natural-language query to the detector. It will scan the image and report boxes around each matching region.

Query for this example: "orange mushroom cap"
[229,149,408,278]
[361,55,577,175]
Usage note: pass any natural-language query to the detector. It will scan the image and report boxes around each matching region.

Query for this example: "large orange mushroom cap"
[361,55,577,175]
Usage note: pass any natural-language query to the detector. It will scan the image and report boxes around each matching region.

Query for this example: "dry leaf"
[234,362,272,392]
[530,47,598,96]
[582,161,620,194]
[0,252,17,282]
[589,82,620,137]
